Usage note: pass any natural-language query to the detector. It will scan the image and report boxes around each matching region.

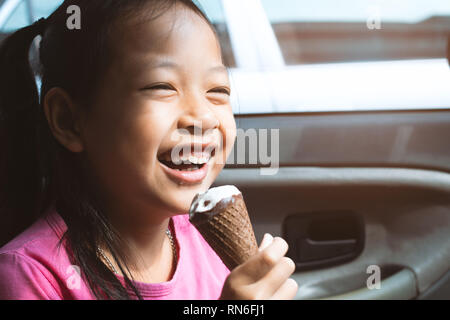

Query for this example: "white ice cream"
[190,185,241,213]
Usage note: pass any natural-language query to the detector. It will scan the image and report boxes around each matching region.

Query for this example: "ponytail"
[0,19,48,246]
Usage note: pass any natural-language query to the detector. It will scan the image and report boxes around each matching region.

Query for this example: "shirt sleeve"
[0,252,61,300]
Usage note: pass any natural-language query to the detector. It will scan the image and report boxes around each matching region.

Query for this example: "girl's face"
[79,4,236,219]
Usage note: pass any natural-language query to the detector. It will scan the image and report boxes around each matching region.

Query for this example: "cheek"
[119,113,172,168]
[84,105,169,174]
[216,109,237,161]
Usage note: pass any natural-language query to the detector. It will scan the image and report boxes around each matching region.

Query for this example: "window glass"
[1,0,62,32]
[243,0,450,113]
[261,0,450,65]
[197,0,236,68]
[31,0,63,20]
[1,0,29,32]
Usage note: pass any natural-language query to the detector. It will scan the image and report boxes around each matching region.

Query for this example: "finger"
[258,233,274,252]
[235,237,289,281]
[257,256,296,297]
[270,278,299,300]
[259,237,289,270]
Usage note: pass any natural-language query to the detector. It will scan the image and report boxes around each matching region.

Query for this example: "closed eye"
[141,83,176,91]
[208,87,231,96]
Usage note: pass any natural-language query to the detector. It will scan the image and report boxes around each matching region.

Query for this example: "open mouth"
[157,148,216,171]
[157,145,217,184]
[159,159,207,171]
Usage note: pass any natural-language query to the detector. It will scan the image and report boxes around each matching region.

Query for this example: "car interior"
[1,0,449,300]
[214,110,450,299]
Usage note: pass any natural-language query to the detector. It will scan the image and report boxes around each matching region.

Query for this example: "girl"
[0,0,297,300]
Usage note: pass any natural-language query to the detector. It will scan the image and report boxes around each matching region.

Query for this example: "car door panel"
[215,167,450,299]
[231,110,450,171]
[215,110,450,299]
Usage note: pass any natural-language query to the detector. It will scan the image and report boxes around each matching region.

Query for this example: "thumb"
[258,233,274,252]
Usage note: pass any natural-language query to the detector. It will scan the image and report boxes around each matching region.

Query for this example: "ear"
[43,87,84,153]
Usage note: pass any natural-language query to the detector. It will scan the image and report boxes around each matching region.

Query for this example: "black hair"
[0,0,215,300]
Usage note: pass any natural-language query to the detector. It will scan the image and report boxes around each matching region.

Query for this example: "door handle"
[283,211,365,271]
[298,238,358,262]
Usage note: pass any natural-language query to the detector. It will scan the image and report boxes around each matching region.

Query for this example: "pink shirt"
[0,209,230,300]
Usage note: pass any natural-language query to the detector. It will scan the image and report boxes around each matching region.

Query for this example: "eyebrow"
[151,60,228,74]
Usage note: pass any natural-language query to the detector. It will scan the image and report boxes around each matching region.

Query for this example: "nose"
[177,96,219,135]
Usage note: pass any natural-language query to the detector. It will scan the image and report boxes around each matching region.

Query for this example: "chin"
[166,191,199,214]
[162,180,214,214]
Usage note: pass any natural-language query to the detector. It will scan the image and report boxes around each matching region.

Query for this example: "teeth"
[188,156,197,164]
[188,156,209,165]
[169,155,210,165]
[160,150,213,165]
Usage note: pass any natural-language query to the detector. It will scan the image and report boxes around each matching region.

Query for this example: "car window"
[261,0,450,65]
[196,0,236,68]
[232,0,450,114]
[1,0,29,32]
[1,0,62,32]
[31,0,63,20]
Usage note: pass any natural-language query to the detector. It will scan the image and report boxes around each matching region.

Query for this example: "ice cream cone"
[189,186,258,270]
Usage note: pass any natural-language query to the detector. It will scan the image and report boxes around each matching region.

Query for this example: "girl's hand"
[220,234,298,300]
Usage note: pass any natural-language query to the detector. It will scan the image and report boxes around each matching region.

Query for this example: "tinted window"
[1,0,29,32]
[197,0,236,67]
[261,0,450,65]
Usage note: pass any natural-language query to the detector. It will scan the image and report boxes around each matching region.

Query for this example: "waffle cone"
[191,195,258,270]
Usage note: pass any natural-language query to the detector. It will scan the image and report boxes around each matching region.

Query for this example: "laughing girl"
[0,0,297,300]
